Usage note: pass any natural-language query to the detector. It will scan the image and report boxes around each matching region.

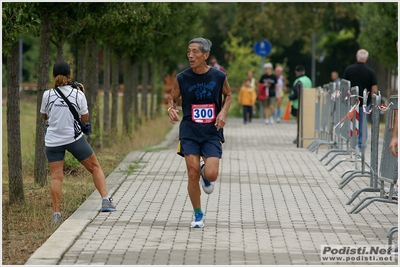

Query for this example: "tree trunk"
[56,39,65,62]
[34,13,51,187]
[156,60,165,114]
[77,40,86,84]
[103,45,111,146]
[7,42,24,204]
[141,59,149,121]
[122,57,132,133]
[132,62,139,130]
[85,35,100,148]
[122,56,131,134]
[150,58,156,120]
[110,51,119,137]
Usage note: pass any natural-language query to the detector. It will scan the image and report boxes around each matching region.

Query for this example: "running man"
[168,37,232,228]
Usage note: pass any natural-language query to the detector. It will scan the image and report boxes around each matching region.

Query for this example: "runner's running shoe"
[190,212,205,228]
[101,198,117,212]
[200,162,214,194]
[51,214,62,226]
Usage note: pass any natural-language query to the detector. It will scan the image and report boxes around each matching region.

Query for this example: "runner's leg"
[202,157,220,182]
[184,154,202,209]
[49,161,64,212]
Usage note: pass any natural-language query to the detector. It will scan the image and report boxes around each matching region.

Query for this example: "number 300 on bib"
[192,104,216,123]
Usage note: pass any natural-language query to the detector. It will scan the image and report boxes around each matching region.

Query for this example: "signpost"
[254,39,272,119]
[253,39,272,57]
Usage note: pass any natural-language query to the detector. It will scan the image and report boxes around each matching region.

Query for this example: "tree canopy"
[6,2,397,87]
[356,2,398,69]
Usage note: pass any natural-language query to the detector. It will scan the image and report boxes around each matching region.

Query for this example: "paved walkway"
[26,118,397,265]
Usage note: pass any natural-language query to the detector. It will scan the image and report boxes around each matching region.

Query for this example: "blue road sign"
[253,39,272,57]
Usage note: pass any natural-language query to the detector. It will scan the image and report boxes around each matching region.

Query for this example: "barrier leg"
[345,187,380,205]
[339,170,371,185]
[351,198,398,214]
[339,174,371,189]
[388,227,398,247]
[328,159,348,172]
[341,169,358,178]
[348,195,380,214]
[306,139,320,150]
[324,151,351,166]
[311,141,335,154]
[319,149,348,162]
[308,140,323,152]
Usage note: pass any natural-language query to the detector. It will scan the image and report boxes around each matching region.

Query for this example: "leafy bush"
[223,32,266,89]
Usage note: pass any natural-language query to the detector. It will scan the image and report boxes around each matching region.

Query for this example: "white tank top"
[277,75,284,96]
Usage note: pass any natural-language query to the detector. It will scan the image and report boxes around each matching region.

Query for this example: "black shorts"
[45,136,93,163]
[177,138,223,158]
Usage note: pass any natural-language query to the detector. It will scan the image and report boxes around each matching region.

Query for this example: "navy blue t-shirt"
[177,67,226,143]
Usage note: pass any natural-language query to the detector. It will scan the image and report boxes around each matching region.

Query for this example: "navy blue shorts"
[45,136,94,163]
[177,138,223,158]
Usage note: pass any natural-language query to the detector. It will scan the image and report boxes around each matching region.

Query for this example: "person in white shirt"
[275,66,286,122]
[40,61,116,226]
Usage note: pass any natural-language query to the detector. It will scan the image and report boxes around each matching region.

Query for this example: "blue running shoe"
[200,162,214,194]
[190,212,205,228]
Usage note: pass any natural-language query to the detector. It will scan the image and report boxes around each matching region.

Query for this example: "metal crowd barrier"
[345,92,381,204]
[324,85,365,172]
[338,88,372,188]
[319,80,352,163]
[349,94,398,214]
[307,83,335,152]
[306,81,371,176]
[305,86,398,249]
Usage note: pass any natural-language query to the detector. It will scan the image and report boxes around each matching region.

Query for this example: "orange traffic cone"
[284,100,291,121]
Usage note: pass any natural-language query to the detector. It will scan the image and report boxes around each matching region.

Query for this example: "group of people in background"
[237,63,288,125]
[236,62,312,134]
[209,49,383,149]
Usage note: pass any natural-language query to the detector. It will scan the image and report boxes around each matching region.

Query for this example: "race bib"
[192,104,216,123]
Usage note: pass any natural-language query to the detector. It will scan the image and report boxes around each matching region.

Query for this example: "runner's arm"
[389,112,398,157]
[215,77,232,130]
[168,77,181,123]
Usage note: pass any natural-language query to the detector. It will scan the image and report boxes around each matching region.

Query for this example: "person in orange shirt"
[238,78,257,124]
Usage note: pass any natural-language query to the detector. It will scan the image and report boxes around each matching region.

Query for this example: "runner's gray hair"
[189,37,212,53]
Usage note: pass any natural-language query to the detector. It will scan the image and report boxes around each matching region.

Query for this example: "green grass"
[119,160,146,176]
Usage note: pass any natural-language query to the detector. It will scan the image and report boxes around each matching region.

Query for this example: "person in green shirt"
[288,65,312,144]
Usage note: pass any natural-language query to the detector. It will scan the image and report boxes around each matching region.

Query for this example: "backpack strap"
[54,87,82,138]
[54,87,80,122]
